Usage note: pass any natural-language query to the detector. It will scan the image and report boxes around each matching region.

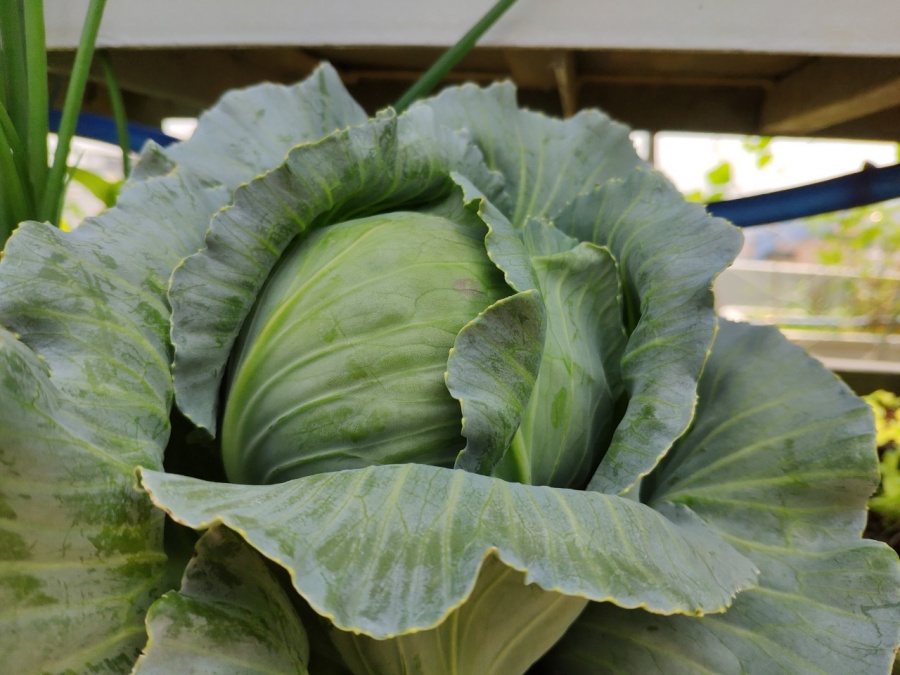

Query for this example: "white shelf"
[46,0,900,55]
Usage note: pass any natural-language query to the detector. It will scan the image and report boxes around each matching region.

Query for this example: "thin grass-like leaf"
[394,0,519,112]
[70,166,120,207]
[99,51,131,177]
[41,0,107,224]
[0,103,35,207]
[23,0,49,201]
[0,1,27,142]
[0,120,31,240]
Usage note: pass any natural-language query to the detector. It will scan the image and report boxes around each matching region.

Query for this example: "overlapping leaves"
[416,84,744,494]
[134,527,311,674]
[169,105,505,436]
[537,321,900,674]
[0,64,368,672]
[0,173,225,672]
[0,61,896,675]
[140,462,758,638]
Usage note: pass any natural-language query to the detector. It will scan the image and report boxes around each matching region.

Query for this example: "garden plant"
[1,63,899,674]
[0,0,126,247]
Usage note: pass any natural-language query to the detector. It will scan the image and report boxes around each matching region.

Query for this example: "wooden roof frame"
[45,0,900,141]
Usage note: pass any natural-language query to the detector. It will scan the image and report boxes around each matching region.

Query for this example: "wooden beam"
[761,57,900,135]
[48,49,299,111]
[502,49,579,117]
[809,106,900,142]
[580,84,762,135]
[502,49,559,90]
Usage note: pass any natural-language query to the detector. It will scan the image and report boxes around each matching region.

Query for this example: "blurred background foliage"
[865,390,900,553]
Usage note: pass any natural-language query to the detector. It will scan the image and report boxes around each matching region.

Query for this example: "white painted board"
[45,0,900,56]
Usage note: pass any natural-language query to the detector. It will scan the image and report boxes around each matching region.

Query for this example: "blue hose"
[48,109,179,152]
[706,163,900,227]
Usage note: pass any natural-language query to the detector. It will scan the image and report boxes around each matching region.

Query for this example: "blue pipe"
[48,109,179,152]
[706,163,900,227]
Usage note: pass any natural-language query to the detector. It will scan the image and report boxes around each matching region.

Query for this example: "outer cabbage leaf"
[557,177,743,493]
[134,526,310,674]
[139,463,758,642]
[415,86,744,493]
[329,554,586,675]
[537,321,900,674]
[413,81,642,226]
[0,174,226,672]
[137,62,367,189]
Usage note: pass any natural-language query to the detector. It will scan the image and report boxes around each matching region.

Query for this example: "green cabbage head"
[222,210,513,484]
[0,64,897,674]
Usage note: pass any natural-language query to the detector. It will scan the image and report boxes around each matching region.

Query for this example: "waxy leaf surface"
[140,463,758,639]
[538,321,900,674]
[135,526,310,674]
[0,173,226,672]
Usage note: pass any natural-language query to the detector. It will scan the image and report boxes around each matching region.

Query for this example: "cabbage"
[0,64,897,674]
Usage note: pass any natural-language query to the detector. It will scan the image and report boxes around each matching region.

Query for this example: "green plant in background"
[1,63,898,674]
[59,166,122,231]
[684,135,772,204]
[867,390,900,531]
[742,134,773,169]
[810,201,900,333]
[683,159,732,203]
[684,133,899,334]
[0,0,117,248]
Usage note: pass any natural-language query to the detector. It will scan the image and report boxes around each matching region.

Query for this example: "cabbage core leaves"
[222,211,510,484]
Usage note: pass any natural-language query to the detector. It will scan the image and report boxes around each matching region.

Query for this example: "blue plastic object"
[707,163,900,227]
[48,109,179,152]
